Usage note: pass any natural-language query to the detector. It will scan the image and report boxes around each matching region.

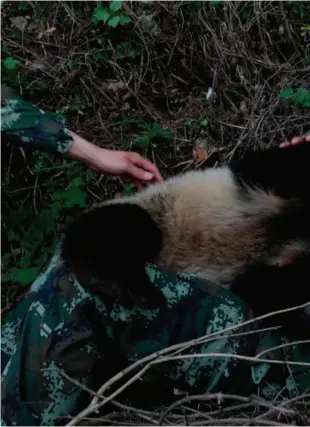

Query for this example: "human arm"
[1,85,163,185]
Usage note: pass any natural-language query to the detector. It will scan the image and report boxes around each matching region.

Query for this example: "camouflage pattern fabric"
[1,85,73,153]
[2,246,310,426]
[1,86,310,425]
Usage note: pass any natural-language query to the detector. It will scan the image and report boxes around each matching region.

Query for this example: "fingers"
[280,135,310,148]
[126,152,164,183]
[126,162,154,182]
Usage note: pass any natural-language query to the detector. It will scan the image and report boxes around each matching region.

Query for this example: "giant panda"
[61,142,310,335]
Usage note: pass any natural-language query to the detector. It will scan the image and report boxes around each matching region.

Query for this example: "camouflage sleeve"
[1,85,73,154]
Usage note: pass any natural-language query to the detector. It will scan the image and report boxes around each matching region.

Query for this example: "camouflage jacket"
[2,247,310,426]
[1,85,310,426]
[1,85,73,153]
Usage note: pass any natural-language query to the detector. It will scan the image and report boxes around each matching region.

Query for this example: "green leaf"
[93,3,110,25]
[280,88,294,99]
[108,15,120,28]
[110,1,122,12]
[200,119,209,127]
[65,188,87,208]
[303,100,310,108]
[3,57,20,70]
[71,176,85,187]
[149,123,172,139]
[12,266,41,286]
[292,87,310,105]
[54,187,87,208]
[119,15,132,24]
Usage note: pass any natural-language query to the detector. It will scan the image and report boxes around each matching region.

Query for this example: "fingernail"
[144,172,153,180]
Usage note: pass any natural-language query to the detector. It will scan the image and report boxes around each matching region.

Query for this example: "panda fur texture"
[61,142,310,335]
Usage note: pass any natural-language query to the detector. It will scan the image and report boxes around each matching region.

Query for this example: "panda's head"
[61,202,165,308]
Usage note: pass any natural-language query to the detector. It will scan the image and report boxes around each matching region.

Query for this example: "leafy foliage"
[280,87,310,108]
[2,153,93,287]
[289,0,309,18]
[133,122,172,146]
[93,1,132,28]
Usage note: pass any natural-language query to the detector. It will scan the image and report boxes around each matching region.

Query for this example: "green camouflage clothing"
[1,85,73,153]
[2,250,310,426]
[1,86,310,426]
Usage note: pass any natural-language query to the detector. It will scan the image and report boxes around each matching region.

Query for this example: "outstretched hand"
[90,148,164,189]
[67,131,164,189]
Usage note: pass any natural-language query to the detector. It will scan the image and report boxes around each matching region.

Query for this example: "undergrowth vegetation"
[1,1,310,309]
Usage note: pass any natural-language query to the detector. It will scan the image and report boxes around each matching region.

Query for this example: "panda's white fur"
[101,166,285,285]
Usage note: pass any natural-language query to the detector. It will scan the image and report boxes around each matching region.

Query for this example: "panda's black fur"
[61,142,310,335]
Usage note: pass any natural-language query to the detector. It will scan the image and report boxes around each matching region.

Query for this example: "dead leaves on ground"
[193,138,222,163]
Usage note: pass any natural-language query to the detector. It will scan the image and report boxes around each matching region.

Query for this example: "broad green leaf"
[12,266,41,286]
[280,88,294,99]
[65,190,86,208]
[63,187,87,208]
[54,188,86,207]
[303,100,310,108]
[93,3,110,25]
[3,57,20,70]
[108,15,120,28]
[110,1,122,12]
[119,15,132,24]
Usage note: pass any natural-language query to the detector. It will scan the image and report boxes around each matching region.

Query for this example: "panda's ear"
[61,202,165,308]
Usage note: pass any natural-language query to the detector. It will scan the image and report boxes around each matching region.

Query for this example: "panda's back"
[137,166,285,284]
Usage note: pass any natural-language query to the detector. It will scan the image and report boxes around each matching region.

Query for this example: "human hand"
[67,131,163,188]
[91,148,164,188]
[280,134,310,148]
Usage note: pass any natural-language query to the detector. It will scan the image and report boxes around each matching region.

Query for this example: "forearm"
[66,131,102,165]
